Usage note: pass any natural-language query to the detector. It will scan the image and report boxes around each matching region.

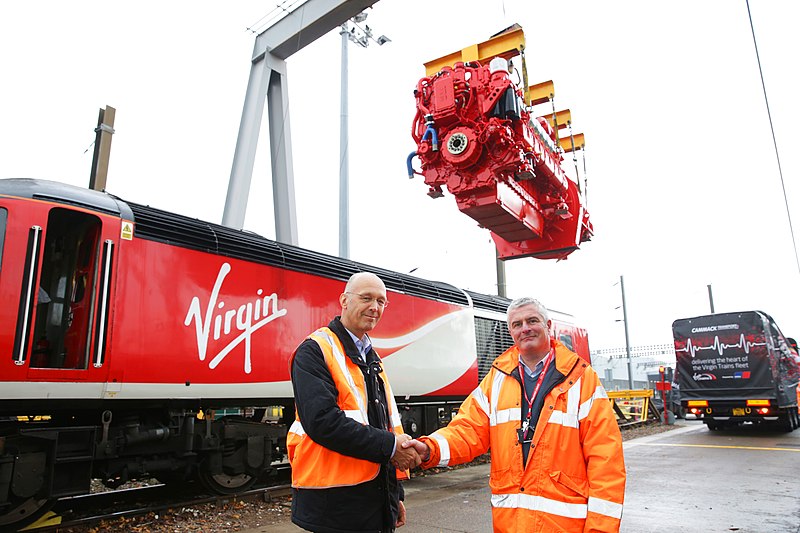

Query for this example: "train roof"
[0,178,134,219]
[1,178,478,307]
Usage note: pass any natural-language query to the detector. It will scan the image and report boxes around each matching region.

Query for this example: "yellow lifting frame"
[422,25,584,153]
[545,109,572,131]
[424,26,526,76]
[424,26,532,102]
[559,133,585,153]
[528,80,555,106]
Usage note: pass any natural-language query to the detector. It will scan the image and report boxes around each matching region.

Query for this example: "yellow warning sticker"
[121,221,134,240]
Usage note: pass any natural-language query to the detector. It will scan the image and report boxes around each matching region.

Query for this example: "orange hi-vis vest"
[287,327,408,488]
[420,340,626,532]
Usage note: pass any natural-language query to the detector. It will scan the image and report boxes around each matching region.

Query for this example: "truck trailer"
[673,310,800,431]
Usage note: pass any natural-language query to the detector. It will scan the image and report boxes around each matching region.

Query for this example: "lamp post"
[339,12,390,258]
[616,275,634,390]
[707,284,715,313]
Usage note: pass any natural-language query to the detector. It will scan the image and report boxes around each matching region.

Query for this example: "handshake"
[390,434,431,470]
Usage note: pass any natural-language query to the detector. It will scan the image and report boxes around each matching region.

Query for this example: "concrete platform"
[239,463,494,532]
[240,420,800,532]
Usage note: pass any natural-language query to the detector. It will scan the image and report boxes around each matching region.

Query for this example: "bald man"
[287,272,419,533]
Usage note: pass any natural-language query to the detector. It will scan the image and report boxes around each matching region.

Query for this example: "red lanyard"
[519,350,553,424]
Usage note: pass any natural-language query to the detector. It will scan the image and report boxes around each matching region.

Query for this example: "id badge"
[517,426,532,445]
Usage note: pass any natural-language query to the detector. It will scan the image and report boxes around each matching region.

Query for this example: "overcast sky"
[2,0,798,352]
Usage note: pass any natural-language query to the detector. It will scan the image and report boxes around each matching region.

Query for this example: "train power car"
[0,178,589,528]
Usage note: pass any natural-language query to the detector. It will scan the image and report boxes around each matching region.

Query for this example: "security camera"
[376,35,391,46]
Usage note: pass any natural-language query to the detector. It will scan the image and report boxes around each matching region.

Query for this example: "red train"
[0,178,589,528]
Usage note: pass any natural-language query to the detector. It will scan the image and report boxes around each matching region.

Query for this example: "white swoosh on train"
[374,309,477,396]
[371,311,468,349]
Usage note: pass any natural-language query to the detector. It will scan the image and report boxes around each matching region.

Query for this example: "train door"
[29,208,103,370]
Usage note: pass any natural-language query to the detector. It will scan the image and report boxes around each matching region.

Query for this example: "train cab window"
[0,207,6,272]
[559,333,574,352]
[30,208,101,370]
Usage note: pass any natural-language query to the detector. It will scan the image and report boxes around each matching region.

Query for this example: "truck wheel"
[706,420,721,431]
[778,411,794,432]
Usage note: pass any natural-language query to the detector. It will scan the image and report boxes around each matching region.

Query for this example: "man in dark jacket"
[288,272,420,533]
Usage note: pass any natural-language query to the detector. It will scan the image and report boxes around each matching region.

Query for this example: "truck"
[673,310,800,431]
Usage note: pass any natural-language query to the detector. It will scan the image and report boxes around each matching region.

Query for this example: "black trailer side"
[673,310,800,431]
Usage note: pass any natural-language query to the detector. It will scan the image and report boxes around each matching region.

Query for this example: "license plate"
[732,408,746,416]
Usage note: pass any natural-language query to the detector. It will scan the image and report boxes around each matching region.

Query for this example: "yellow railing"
[607,389,657,426]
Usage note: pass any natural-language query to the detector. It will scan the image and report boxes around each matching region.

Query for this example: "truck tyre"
[706,420,721,431]
[778,410,794,432]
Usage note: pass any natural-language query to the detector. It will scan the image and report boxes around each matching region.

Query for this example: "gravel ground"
[50,421,682,533]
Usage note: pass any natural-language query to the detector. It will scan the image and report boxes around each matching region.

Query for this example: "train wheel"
[197,470,257,495]
[0,496,53,530]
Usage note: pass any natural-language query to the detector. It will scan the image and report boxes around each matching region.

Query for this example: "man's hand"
[391,434,421,470]
[401,438,431,462]
[395,500,406,528]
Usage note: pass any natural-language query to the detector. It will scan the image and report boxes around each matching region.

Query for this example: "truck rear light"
[746,399,770,407]
[689,407,702,415]
[757,407,770,415]
[687,400,708,407]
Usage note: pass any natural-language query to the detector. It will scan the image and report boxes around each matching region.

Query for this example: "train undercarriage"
[0,404,289,530]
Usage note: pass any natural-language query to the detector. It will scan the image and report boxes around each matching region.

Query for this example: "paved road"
[622,420,800,532]
[244,420,800,532]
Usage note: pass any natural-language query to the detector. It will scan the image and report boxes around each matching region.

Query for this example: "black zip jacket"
[290,317,404,533]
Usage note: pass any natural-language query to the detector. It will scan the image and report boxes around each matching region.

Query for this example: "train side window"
[30,208,101,369]
[0,207,6,272]
[559,333,574,352]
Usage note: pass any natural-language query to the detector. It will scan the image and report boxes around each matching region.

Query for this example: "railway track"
[11,425,672,532]
[14,468,292,533]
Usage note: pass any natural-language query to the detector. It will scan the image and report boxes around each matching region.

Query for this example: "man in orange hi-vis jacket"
[404,296,626,532]
[288,272,420,533]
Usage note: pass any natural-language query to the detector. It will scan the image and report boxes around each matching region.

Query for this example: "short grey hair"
[507,297,549,325]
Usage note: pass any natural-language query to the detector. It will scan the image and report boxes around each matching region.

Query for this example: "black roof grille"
[126,201,469,306]
[466,290,510,313]
[130,203,220,252]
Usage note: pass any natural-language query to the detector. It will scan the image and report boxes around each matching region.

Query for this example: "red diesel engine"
[408,58,593,260]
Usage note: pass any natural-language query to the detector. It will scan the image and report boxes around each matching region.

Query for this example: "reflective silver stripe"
[492,407,521,426]
[472,386,490,417]
[289,420,305,436]
[432,433,450,467]
[391,412,402,428]
[567,377,581,416]
[488,371,505,422]
[579,383,608,422]
[313,330,369,423]
[384,377,403,430]
[548,378,580,428]
[548,410,578,428]
[588,496,623,519]
[344,409,367,424]
[491,493,588,519]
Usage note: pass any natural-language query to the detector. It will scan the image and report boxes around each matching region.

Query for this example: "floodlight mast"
[223,0,380,246]
[339,12,390,258]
